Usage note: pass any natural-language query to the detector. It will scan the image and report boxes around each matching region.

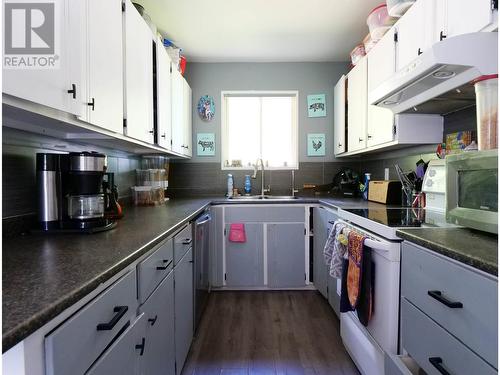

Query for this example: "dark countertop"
[6,194,483,352]
[396,228,498,276]
[2,198,213,352]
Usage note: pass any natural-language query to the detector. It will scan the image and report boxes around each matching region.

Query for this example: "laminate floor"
[181,291,360,375]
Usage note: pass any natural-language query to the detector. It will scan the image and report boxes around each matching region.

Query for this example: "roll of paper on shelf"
[384,168,390,180]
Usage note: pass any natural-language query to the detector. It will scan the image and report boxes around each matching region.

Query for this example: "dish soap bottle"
[244,175,252,195]
[227,174,234,197]
[362,173,371,200]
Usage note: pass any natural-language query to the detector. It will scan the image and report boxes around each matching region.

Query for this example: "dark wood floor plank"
[182,291,359,375]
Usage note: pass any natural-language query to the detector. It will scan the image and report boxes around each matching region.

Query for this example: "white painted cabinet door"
[435,0,496,41]
[171,68,185,154]
[395,0,429,71]
[2,0,84,116]
[333,75,346,155]
[367,27,396,93]
[347,57,367,153]
[367,105,394,147]
[82,0,123,134]
[182,79,192,157]
[156,40,172,150]
[124,0,154,144]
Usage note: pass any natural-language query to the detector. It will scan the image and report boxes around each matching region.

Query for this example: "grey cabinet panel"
[174,248,194,375]
[137,238,174,303]
[313,208,329,298]
[402,242,498,367]
[210,206,224,287]
[225,223,264,287]
[225,206,305,223]
[86,313,146,375]
[45,270,137,375]
[174,224,193,265]
[139,271,175,375]
[402,298,496,375]
[327,276,340,317]
[267,223,306,288]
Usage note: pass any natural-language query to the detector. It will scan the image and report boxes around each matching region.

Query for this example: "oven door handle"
[336,219,392,253]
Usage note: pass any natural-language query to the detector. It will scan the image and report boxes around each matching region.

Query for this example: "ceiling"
[137,0,382,62]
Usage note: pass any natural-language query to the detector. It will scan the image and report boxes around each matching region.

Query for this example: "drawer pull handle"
[96,306,128,331]
[135,337,146,356]
[429,357,451,375]
[156,259,173,270]
[181,238,192,245]
[148,315,158,326]
[328,221,335,225]
[428,290,463,308]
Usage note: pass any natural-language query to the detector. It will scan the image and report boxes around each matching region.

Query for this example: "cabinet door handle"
[148,315,158,326]
[67,84,76,99]
[367,134,372,139]
[182,238,192,245]
[96,306,128,331]
[428,290,463,308]
[185,145,189,149]
[149,130,154,134]
[417,48,422,55]
[358,137,363,142]
[440,31,447,41]
[161,133,166,138]
[156,259,173,270]
[338,142,342,147]
[87,97,95,111]
[135,337,146,356]
[429,357,451,375]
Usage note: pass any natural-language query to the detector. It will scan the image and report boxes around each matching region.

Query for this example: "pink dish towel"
[229,223,246,243]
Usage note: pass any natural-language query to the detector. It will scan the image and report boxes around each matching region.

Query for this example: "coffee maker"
[37,151,116,232]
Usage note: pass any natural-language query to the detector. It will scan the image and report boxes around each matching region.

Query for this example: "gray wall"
[184,62,350,163]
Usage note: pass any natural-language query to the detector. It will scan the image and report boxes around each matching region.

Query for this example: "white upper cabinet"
[367,27,396,93]
[80,0,124,134]
[333,75,346,155]
[3,0,85,116]
[435,0,497,41]
[156,39,172,150]
[182,79,192,157]
[367,105,394,148]
[171,68,185,154]
[123,0,154,144]
[395,0,432,71]
[347,57,368,153]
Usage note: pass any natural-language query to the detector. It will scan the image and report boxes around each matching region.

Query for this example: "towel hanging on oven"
[347,231,365,309]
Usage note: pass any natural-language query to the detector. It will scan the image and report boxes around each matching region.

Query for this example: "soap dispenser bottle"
[227,174,234,197]
[244,175,252,195]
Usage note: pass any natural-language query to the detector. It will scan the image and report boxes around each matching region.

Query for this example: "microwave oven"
[446,149,498,234]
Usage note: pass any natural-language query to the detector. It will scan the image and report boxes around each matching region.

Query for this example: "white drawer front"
[402,298,496,375]
[401,242,497,367]
[45,270,137,375]
[138,238,174,303]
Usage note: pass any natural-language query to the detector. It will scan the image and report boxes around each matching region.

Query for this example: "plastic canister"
[474,74,498,150]
[227,174,234,197]
[244,175,252,195]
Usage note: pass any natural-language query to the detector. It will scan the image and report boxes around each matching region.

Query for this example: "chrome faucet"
[252,158,270,197]
[291,170,299,197]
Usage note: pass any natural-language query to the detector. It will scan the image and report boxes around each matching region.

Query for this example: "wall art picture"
[197,95,215,121]
[307,94,326,117]
[197,133,216,156]
[307,133,326,156]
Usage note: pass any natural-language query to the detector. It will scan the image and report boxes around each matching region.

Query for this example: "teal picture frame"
[197,133,215,156]
[307,94,326,117]
[307,133,326,156]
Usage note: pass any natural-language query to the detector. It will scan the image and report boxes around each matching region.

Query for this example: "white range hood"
[369,32,498,114]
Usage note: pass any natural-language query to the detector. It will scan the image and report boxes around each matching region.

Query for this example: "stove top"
[339,207,456,240]
[343,208,428,228]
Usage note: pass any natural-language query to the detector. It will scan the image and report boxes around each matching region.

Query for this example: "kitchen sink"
[227,195,299,200]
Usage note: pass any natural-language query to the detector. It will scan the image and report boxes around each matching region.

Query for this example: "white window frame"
[220,90,299,171]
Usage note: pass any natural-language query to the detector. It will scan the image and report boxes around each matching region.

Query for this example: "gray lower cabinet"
[313,208,329,298]
[267,223,306,288]
[224,223,264,287]
[174,247,194,375]
[139,271,175,375]
[86,313,147,375]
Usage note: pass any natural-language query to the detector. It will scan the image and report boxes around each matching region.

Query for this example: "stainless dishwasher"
[194,211,211,332]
